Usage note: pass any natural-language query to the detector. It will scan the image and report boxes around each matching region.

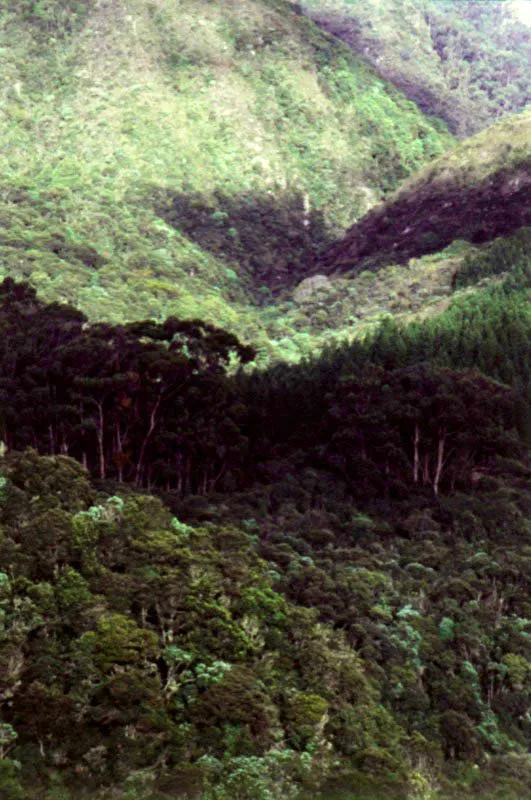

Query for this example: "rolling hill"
[0,0,453,356]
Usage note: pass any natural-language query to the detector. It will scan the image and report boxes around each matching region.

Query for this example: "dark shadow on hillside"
[317,165,531,277]
[148,188,335,297]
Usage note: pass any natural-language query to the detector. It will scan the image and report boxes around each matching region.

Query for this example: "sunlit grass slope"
[0,0,453,355]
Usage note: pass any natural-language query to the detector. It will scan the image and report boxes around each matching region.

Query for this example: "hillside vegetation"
[302,0,531,137]
[314,112,531,276]
[0,0,453,357]
[0,230,529,797]
[1,4,530,798]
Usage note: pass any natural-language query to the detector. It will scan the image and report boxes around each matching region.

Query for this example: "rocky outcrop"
[293,274,330,302]
[314,113,531,276]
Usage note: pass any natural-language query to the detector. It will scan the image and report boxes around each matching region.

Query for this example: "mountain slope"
[302,0,531,137]
[0,267,530,799]
[0,0,452,348]
[314,111,531,277]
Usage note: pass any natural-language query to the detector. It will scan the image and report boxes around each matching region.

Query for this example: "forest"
[0,227,530,799]
[0,225,529,497]
[0,1,530,798]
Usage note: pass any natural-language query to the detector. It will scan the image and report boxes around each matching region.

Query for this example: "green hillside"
[0,238,529,798]
[0,0,453,357]
[1,5,530,799]
[302,0,531,137]
[315,111,531,276]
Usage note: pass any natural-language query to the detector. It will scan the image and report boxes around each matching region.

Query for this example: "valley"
[0,3,529,800]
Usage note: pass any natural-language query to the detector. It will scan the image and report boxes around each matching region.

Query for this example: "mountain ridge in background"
[302,0,531,137]
[2,1,530,363]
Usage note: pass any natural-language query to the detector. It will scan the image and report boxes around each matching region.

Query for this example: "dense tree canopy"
[0,2,529,797]
[0,260,529,798]
[0,279,255,494]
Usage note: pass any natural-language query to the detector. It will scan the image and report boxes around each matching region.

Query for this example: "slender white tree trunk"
[434,432,446,496]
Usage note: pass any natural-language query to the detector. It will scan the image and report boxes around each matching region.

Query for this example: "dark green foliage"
[325,363,521,496]
[0,2,530,796]
[0,759,25,800]
[0,259,529,797]
[453,227,531,290]
[149,188,332,294]
[0,452,413,798]
[0,278,254,492]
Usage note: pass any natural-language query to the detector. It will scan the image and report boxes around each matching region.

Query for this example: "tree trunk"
[135,394,162,487]
[433,432,446,496]
[97,401,105,480]
[48,423,55,455]
[413,423,420,484]
[116,425,124,483]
